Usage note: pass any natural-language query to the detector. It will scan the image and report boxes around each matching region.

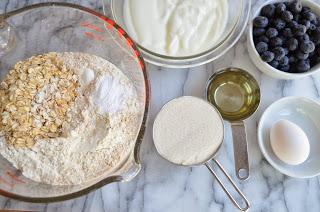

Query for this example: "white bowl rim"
[258,96,320,178]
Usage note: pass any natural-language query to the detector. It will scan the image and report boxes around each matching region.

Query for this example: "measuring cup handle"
[231,122,249,180]
[205,160,250,211]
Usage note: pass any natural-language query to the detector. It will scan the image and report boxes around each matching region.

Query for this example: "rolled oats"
[0,53,79,147]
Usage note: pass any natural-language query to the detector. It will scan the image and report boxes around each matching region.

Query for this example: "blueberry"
[282,28,293,37]
[269,37,283,47]
[261,4,276,17]
[313,26,320,34]
[279,56,289,66]
[288,55,297,63]
[293,14,301,22]
[276,3,286,14]
[261,51,275,62]
[273,18,286,30]
[300,40,315,53]
[297,59,311,72]
[309,49,316,58]
[311,55,320,66]
[256,42,268,53]
[311,27,320,44]
[286,38,299,51]
[289,1,302,14]
[253,27,266,36]
[288,20,298,28]
[301,6,311,14]
[301,19,311,30]
[253,16,269,28]
[295,50,309,60]
[284,2,291,7]
[303,11,317,22]
[278,65,291,72]
[281,11,294,22]
[311,18,318,26]
[312,36,320,45]
[317,17,320,26]
[314,48,320,57]
[314,48,320,56]
[268,60,279,68]
[317,47,320,56]
[297,34,310,43]
[266,28,278,38]
[278,35,286,43]
[309,23,317,31]
[255,35,269,43]
[293,24,307,36]
[273,47,286,60]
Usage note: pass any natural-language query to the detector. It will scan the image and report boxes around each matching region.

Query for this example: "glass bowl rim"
[0,2,150,203]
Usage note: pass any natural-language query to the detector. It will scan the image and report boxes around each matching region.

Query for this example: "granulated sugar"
[153,96,224,165]
[0,52,142,185]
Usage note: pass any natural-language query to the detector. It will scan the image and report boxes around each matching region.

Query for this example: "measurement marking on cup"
[84,32,104,41]
[80,22,103,32]
[80,22,105,41]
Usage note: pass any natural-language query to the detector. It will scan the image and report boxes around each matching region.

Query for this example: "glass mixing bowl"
[0,2,149,202]
[110,0,251,68]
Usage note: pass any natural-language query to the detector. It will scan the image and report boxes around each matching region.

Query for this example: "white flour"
[0,52,142,185]
[153,96,224,165]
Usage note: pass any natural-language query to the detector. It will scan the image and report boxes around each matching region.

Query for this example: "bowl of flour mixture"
[0,3,149,202]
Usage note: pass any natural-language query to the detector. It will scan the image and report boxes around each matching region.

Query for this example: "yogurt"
[123,0,229,57]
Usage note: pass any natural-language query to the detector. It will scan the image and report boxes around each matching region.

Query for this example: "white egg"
[270,120,310,165]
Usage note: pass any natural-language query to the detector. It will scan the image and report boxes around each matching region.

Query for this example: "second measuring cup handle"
[205,160,250,211]
[231,122,249,180]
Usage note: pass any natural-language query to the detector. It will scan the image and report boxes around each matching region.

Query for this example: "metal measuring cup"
[153,96,250,211]
[206,67,260,180]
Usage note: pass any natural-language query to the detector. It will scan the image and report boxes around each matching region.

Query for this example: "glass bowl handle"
[118,149,142,182]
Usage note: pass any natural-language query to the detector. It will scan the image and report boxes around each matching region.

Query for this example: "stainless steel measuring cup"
[153,96,250,211]
[206,67,260,180]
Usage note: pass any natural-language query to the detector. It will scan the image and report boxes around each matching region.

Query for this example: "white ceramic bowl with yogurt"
[258,97,320,178]
[247,0,320,80]
[110,0,251,68]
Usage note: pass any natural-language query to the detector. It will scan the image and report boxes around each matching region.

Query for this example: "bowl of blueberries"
[247,0,320,79]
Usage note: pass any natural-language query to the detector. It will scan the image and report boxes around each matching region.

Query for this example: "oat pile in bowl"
[0,52,142,185]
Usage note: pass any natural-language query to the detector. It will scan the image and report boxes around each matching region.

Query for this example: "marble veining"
[1,0,320,211]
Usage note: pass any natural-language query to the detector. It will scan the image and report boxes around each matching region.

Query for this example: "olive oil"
[206,68,260,121]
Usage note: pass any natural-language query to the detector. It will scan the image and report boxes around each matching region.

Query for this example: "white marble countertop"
[1,0,320,211]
